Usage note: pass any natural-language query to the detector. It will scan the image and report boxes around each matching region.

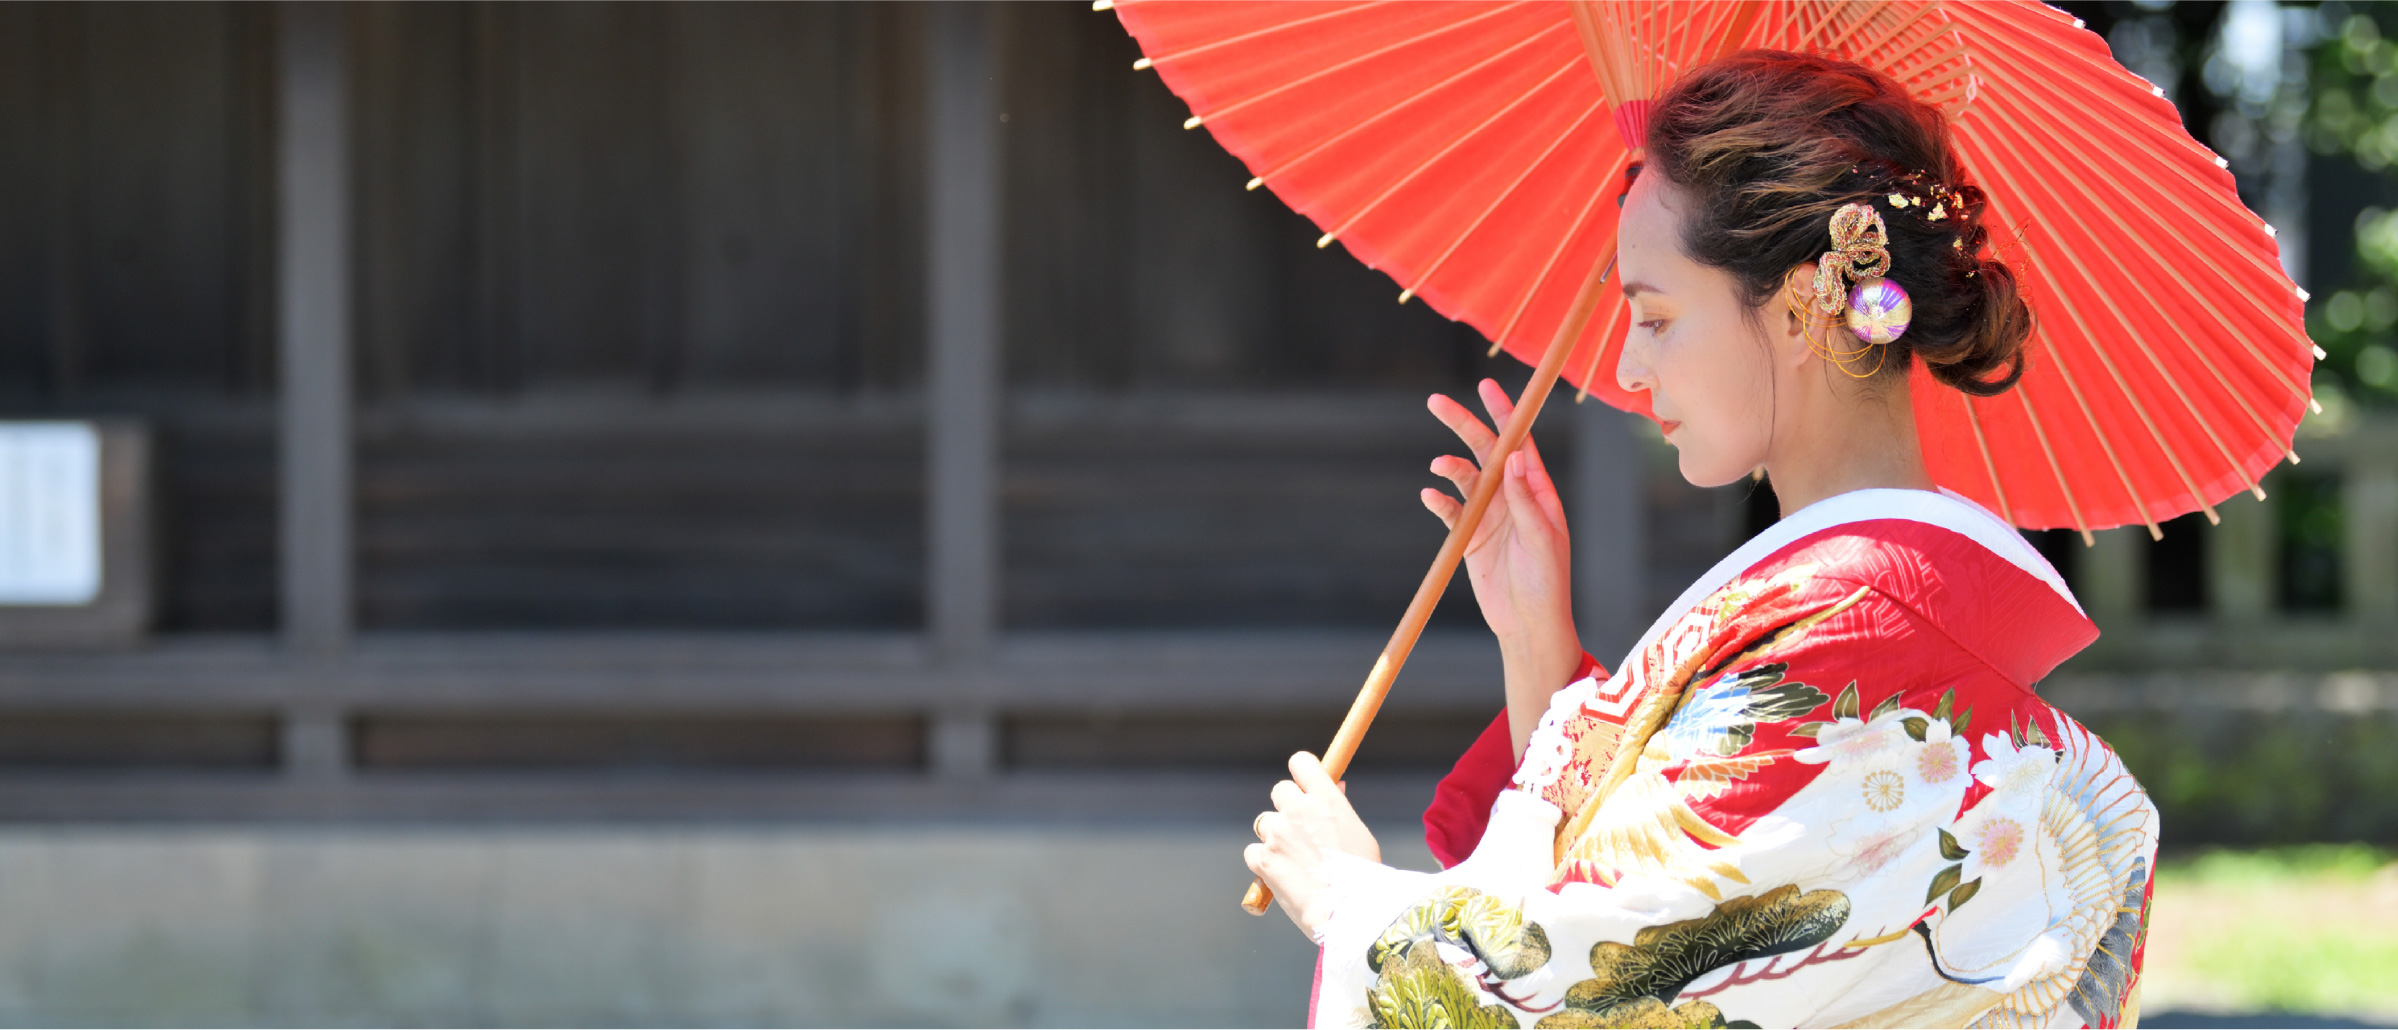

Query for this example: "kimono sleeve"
[1423,653,1604,869]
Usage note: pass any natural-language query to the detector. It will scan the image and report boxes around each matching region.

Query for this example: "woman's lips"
[1659,419,1682,436]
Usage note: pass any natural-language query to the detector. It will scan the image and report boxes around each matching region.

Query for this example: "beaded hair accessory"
[1790,201,1913,378]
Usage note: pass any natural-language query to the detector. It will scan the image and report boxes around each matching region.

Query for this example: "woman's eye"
[1637,319,1668,334]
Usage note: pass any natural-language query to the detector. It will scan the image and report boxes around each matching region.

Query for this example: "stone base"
[0,822,1434,1027]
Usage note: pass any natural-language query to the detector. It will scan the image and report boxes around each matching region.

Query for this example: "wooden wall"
[0,2,1693,636]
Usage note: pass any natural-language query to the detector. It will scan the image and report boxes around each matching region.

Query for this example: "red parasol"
[1098,0,2317,912]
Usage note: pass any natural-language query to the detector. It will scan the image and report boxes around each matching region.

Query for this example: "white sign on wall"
[0,423,101,605]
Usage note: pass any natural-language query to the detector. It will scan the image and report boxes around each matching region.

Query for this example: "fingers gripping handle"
[1241,251,1616,916]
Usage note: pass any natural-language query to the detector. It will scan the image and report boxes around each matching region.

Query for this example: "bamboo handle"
[1242,251,1617,916]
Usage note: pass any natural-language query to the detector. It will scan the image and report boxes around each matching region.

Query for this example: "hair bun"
[1647,50,2034,398]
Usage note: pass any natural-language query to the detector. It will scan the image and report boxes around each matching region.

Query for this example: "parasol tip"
[2079,529,2096,548]
[2298,286,2313,301]
[1316,233,1335,249]
[1397,289,1414,304]
[2310,396,2325,414]
[1245,177,1263,191]
[2252,485,2269,501]
[1092,0,1114,10]
[2313,344,2329,360]
[1183,115,1203,130]
[1133,57,1151,71]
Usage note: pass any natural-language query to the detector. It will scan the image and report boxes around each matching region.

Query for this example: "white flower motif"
[1971,815,2026,869]
[1862,770,1906,812]
[1916,733,1965,784]
[1795,709,1911,768]
[1846,824,1922,875]
[1973,732,2058,802]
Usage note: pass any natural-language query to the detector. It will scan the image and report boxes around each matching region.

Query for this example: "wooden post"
[2209,490,2276,623]
[925,2,1003,778]
[2346,454,2398,656]
[1574,404,1645,664]
[2081,526,2142,642]
[277,2,353,779]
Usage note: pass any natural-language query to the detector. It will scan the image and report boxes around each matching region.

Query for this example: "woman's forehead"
[1617,175,1688,293]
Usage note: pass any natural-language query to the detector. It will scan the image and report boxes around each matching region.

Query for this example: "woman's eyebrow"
[1620,280,1664,299]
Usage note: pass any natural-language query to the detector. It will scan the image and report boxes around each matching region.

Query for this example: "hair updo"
[1646,51,2031,396]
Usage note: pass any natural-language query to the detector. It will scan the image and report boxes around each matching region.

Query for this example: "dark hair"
[1646,51,2030,396]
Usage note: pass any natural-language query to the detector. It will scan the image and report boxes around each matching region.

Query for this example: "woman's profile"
[1244,52,2157,1030]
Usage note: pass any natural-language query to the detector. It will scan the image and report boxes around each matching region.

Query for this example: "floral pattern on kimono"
[1311,489,2160,1030]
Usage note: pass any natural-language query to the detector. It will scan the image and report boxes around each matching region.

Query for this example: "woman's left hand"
[1244,751,1382,940]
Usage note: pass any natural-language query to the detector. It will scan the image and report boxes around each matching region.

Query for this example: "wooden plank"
[0,768,1447,825]
[0,629,1504,712]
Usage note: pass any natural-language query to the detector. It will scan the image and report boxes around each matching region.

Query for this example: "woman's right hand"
[1424,379,1584,754]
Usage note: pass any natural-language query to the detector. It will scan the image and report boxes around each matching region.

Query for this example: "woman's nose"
[1615,333,1653,395]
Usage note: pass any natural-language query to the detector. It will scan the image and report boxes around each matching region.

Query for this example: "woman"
[1244,53,2157,1030]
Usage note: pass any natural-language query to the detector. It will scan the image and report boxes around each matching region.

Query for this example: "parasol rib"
[1966,102,2266,505]
[1964,54,2314,477]
[1956,37,2311,395]
[1240,248,1616,916]
[1968,10,2307,306]
[1248,33,1572,201]
[1966,53,2312,434]
[1966,137,2222,524]
[2014,383,2095,544]
[1184,2,1534,129]
[1132,1,1388,71]
[1574,284,1632,402]
[1320,55,1587,248]
[1492,157,1621,355]
[2016,282,2162,538]
[1400,98,1609,303]
[1821,3,1929,59]
[1963,396,2016,526]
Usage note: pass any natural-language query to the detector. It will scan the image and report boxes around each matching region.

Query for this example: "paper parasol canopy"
[1106,0,2318,541]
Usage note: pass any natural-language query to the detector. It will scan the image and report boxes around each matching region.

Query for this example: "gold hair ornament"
[1799,202,1913,378]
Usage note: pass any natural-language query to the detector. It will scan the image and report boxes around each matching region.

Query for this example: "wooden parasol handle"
[1242,251,1617,916]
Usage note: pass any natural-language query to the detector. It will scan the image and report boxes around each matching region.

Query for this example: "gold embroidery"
[1550,578,1876,886]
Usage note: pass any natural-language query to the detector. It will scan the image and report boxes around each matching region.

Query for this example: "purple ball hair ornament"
[1845,277,1912,345]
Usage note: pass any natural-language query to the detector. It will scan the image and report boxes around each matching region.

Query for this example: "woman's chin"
[1676,450,1755,490]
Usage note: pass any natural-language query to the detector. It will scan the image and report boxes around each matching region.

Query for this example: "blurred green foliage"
[2077,708,2398,843]
[2302,3,2398,406]
[2155,844,2398,1015]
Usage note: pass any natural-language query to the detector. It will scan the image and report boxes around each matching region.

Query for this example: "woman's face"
[1614,173,1786,488]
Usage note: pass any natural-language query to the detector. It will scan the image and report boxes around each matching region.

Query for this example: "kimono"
[1311,489,2157,1029]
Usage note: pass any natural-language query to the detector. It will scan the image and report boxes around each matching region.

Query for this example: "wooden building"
[0,2,1731,821]
[0,2,2388,826]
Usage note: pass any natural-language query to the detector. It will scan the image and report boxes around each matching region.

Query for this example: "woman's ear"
[1776,264,1822,369]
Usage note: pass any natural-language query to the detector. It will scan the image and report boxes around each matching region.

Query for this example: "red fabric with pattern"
[1423,652,1603,868]
[1524,519,2099,887]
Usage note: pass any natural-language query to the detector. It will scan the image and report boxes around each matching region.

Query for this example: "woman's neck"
[1763,377,1935,518]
